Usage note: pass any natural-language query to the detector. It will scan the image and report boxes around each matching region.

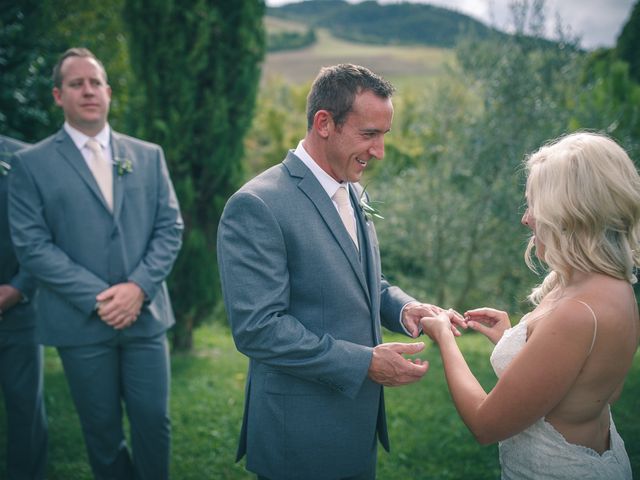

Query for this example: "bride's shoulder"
[568,275,634,318]
[527,296,597,347]
[540,278,633,336]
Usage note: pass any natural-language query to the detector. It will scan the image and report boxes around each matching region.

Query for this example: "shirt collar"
[64,122,111,151]
[294,140,348,199]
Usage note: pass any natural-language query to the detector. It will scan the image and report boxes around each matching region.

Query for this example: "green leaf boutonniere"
[359,185,384,221]
[114,156,133,176]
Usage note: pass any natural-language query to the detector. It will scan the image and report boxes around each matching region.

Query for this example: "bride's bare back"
[527,273,639,453]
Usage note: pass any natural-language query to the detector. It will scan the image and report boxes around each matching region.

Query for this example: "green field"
[262,20,453,86]
[1,322,637,479]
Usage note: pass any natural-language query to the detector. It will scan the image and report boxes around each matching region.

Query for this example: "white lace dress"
[490,317,633,480]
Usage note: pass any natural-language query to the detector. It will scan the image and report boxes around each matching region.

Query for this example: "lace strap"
[572,300,598,355]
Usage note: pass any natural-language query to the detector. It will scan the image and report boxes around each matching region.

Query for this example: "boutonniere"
[359,185,384,221]
[0,159,10,176]
[114,155,133,176]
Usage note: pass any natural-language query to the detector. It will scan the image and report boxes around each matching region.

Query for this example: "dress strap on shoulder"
[572,299,598,355]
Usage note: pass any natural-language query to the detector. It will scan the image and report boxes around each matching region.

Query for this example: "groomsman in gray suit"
[218,64,461,480]
[1,134,48,479]
[9,48,183,479]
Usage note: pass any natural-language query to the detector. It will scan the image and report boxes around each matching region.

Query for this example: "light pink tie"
[333,186,359,250]
[85,138,113,211]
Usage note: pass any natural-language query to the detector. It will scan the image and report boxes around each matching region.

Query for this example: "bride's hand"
[420,311,458,343]
[464,307,511,344]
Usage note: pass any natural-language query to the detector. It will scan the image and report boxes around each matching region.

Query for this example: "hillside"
[262,24,453,85]
[266,0,501,48]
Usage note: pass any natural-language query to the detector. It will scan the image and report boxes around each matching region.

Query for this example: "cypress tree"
[123,0,266,349]
[616,0,640,82]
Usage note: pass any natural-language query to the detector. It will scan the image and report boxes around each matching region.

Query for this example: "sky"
[265,0,636,49]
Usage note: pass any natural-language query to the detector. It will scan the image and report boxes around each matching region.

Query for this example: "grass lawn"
[0,322,638,479]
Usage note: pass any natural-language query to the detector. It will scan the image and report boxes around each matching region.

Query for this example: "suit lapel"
[352,184,383,342]
[110,132,128,219]
[56,129,112,213]
[284,154,370,299]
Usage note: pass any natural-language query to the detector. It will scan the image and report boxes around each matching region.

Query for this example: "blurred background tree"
[348,0,639,315]
[0,0,133,141]
[123,0,266,349]
[616,0,640,83]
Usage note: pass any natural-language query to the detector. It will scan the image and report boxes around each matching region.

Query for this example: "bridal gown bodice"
[489,316,633,479]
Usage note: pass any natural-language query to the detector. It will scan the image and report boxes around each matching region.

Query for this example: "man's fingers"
[395,359,429,385]
[387,341,425,354]
[96,286,116,303]
[101,313,137,330]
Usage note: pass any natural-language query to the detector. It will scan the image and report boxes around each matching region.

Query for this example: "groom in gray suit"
[9,48,183,479]
[1,134,48,479]
[218,64,454,480]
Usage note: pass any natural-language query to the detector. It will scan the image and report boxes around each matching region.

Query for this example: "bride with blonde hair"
[422,132,639,479]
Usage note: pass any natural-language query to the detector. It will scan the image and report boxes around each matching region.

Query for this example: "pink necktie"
[333,186,358,250]
[85,138,113,211]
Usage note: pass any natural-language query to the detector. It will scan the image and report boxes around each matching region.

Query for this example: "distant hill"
[266,0,502,48]
[262,26,452,84]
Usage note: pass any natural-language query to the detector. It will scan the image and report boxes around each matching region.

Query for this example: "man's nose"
[369,137,385,159]
[81,81,95,95]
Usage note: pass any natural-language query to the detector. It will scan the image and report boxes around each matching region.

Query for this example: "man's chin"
[347,172,364,183]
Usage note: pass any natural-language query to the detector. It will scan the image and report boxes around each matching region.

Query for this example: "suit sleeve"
[380,277,416,335]
[127,146,183,299]
[8,264,37,301]
[8,153,109,315]
[217,191,373,399]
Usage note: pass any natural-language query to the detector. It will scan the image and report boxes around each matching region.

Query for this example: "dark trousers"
[0,341,48,480]
[57,332,170,480]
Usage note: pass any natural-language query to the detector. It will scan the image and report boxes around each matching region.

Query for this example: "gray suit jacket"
[8,128,183,346]
[217,152,415,479]
[0,134,37,344]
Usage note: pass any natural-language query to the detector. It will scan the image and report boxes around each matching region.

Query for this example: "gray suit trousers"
[57,333,170,480]
[0,341,47,479]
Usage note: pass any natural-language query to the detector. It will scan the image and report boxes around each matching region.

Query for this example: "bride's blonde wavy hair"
[524,132,640,305]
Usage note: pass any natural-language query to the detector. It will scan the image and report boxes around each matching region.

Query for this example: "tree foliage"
[0,0,133,141]
[243,76,308,178]
[617,0,640,83]
[267,28,316,52]
[367,1,640,316]
[123,0,266,349]
[0,1,61,141]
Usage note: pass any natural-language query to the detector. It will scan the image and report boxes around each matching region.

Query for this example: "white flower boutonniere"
[114,156,133,176]
[0,159,10,176]
[359,185,384,221]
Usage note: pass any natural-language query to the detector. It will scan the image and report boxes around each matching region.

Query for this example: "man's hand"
[368,342,429,386]
[402,302,466,337]
[96,282,145,330]
[0,284,22,318]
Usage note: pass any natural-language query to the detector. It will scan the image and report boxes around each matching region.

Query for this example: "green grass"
[0,323,638,479]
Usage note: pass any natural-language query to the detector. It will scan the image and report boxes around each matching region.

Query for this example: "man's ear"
[52,87,63,107]
[313,110,333,139]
